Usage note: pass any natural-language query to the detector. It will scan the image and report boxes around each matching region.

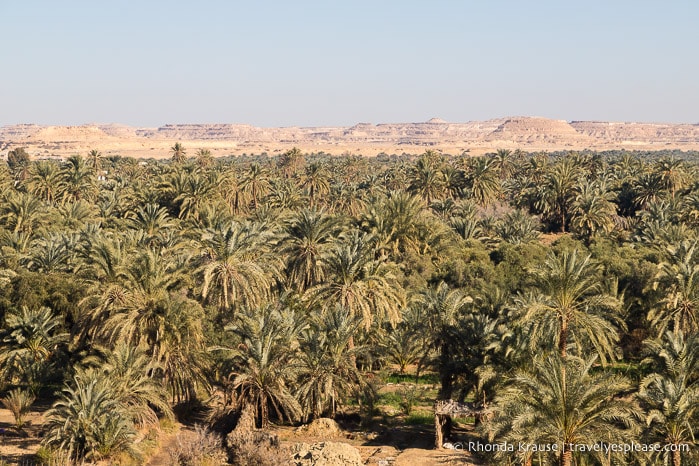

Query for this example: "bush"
[397,385,425,415]
[167,425,228,466]
[229,434,291,466]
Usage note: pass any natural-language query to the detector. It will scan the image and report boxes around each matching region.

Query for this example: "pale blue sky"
[1,1,697,126]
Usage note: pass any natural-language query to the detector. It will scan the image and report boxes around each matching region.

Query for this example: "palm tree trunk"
[560,449,572,466]
[673,447,681,466]
[559,316,568,358]
[348,335,357,368]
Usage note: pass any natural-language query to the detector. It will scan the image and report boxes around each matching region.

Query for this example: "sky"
[1,0,697,127]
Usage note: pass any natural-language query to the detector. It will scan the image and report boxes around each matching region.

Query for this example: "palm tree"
[442,165,467,200]
[267,179,305,211]
[0,191,44,235]
[538,158,581,233]
[24,234,74,273]
[171,142,187,163]
[198,221,280,315]
[296,305,363,420]
[87,149,103,172]
[277,147,305,178]
[95,249,207,402]
[44,369,140,462]
[408,156,446,204]
[515,249,623,364]
[302,161,331,209]
[359,191,428,258]
[650,240,699,336]
[240,163,271,209]
[60,154,97,202]
[90,342,174,427]
[174,171,217,221]
[309,231,405,331]
[412,282,473,398]
[195,148,214,168]
[654,157,687,198]
[570,179,617,242]
[491,148,516,179]
[281,209,339,292]
[6,147,31,182]
[0,306,68,387]
[487,355,639,466]
[465,156,500,206]
[221,302,304,427]
[638,331,699,466]
[127,202,175,238]
[28,160,62,204]
[494,209,541,244]
[1,388,35,430]
[633,172,665,210]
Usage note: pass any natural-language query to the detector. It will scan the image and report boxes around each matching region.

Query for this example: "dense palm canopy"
[515,249,623,364]
[2,148,699,463]
[487,355,640,466]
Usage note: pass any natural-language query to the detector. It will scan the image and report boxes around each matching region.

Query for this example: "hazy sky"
[1,1,697,126]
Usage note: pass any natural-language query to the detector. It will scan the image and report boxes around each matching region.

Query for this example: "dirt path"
[0,407,44,465]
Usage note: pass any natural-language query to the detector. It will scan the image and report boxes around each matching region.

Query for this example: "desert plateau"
[3,116,699,159]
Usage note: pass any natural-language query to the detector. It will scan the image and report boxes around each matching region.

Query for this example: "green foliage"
[1,388,35,429]
[2,149,699,461]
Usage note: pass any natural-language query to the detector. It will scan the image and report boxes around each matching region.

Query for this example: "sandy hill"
[2,117,699,158]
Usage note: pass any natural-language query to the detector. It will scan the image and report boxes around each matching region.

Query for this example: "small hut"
[434,399,491,448]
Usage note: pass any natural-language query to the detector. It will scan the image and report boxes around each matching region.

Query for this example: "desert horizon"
[3,116,699,159]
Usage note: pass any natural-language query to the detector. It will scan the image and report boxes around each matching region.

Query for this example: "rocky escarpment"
[2,117,699,158]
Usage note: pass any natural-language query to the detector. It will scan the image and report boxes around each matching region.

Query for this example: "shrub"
[1,388,35,430]
[167,425,228,466]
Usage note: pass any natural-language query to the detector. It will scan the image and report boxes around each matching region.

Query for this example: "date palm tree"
[633,172,665,210]
[198,221,280,315]
[1,388,35,430]
[309,230,405,331]
[221,302,304,427]
[465,156,500,206]
[28,160,62,204]
[408,156,446,204]
[515,249,623,364]
[97,250,207,402]
[413,282,473,398]
[127,202,175,239]
[281,209,339,292]
[654,157,687,198]
[650,240,699,336]
[638,331,699,466]
[277,147,305,178]
[60,154,97,202]
[0,191,44,235]
[0,306,68,387]
[44,369,140,462]
[171,142,187,163]
[296,305,363,420]
[195,148,214,168]
[240,163,271,209]
[302,161,330,209]
[487,355,639,466]
[87,149,103,172]
[570,179,617,242]
[538,158,580,232]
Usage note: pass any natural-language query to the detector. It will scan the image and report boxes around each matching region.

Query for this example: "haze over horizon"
[2,1,697,127]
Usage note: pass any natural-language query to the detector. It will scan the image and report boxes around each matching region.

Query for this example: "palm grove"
[0,145,698,465]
